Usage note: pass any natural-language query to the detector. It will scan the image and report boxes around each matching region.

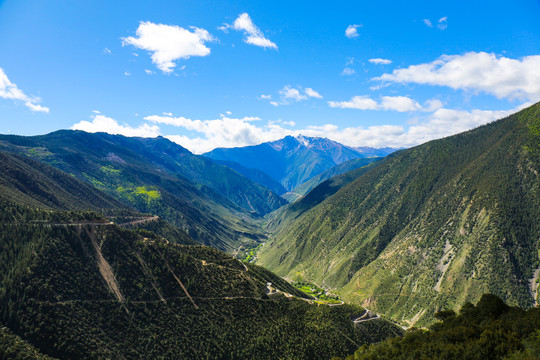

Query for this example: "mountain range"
[204,135,396,192]
[0,131,288,251]
[0,146,402,359]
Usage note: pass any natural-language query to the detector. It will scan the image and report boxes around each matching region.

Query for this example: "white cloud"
[376,52,540,101]
[380,96,422,112]
[124,71,131,76]
[144,103,529,153]
[328,96,379,110]
[280,86,307,102]
[144,69,154,75]
[438,16,448,30]
[262,85,323,105]
[328,95,422,112]
[230,13,277,49]
[423,19,433,28]
[341,67,355,76]
[122,21,215,73]
[345,24,361,39]
[0,68,49,113]
[305,88,323,98]
[369,58,392,65]
[71,113,160,137]
[103,48,111,54]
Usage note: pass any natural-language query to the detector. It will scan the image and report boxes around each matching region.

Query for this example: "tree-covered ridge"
[257,101,540,326]
[0,150,123,210]
[332,294,540,360]
[0,131,284,251]
[283,157,382,202]
[0,202,403,359]
[0,327,57,360]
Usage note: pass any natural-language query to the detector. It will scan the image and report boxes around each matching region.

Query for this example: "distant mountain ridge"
[0,130,287,251]
[204,135,398,191]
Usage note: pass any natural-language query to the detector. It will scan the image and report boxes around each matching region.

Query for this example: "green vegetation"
[258,102,540,326]
[0,201,402,359]
[240,243,263,262]
[332,294,540,360]
[0,327,56,359]
[0,130,285,251]
[293,281,342,304]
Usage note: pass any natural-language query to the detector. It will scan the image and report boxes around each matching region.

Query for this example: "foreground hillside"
[0,131,287,251]
[0,200,402,359]
[335,294,540,360]
[258,102,540,326]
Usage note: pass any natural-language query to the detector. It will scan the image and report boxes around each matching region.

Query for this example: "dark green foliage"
[333,294,540,360]
[0,202,402,359]
[0,327,56,360]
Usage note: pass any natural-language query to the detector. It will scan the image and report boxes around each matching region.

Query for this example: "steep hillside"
[258,103,540,326]
[205,135,384,190]
[0,150,123,210]
[213,159,288,195]
[283,157,382,202]
[0,201,402,359]
[0,131,284,251]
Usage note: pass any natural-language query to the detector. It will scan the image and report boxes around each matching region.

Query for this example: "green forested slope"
[282,157,382,202]
[0,150,123,210]
[334,294,540,360]
[258,102,540,326]
[0,201,402,360]
[0,131,283,251]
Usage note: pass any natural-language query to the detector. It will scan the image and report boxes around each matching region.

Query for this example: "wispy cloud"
[345,24,362,39]
[122,21,215,73]
[0,68,49,113]
[261,85,323,106]
[375,52,540,101]
[437,16,448,30]
[423,19,433,28]
[369,58,392,65]
[222,13,278,49]
[328,95,424,112]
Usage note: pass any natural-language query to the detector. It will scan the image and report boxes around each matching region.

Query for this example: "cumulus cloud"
[345,25,361,39]
[122,21,215,73]
[369,58,392,65]
[305,88,323,99]
[143,102,528,153]
[376,52,540,101]
[71,113,160,137]
[0,68,49,113]
[328,95,423,112]
[228,13,277,49]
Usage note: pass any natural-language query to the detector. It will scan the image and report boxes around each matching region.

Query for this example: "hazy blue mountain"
[204,135,395,191]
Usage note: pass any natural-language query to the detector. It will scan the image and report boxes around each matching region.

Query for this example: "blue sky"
[1,0,540,153]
